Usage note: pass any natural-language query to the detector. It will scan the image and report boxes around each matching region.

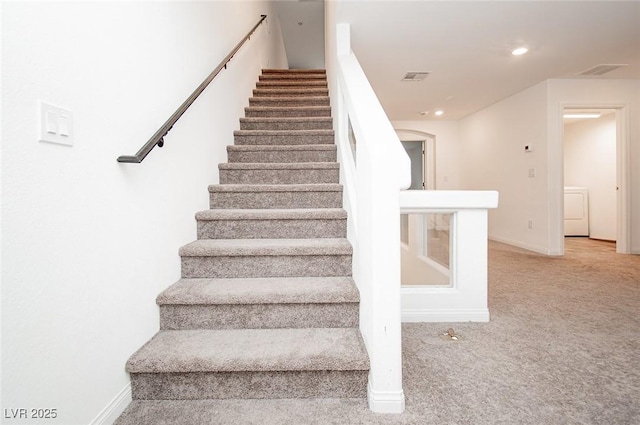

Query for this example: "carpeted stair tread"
[114,398,369,425]
[157,276,359,305]
[227,144,337,163]
[249,96,330,107]
[209,183,342,193]
[218,162,339,184]
[196,208,346,221]
[196,208,347,239]
[256,80,328,89]
[253,88,329,97]
[228,144,335,152]
[262,69,326,74]
[157,276,359,330]
[209,184,343,209]
[179,238,352,257]
[219,162,339,171]
[240,116,333,122]
[126,328,369,373]
[259,74,327,81]
[239,116,333,130]
[234,130,334,145]
[234,129,334,135]
[240,117,333,123]
[244,106,331,117]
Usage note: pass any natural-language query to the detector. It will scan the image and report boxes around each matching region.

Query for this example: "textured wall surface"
[1,2,287,423]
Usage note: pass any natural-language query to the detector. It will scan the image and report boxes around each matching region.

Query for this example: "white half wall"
[564,113,617,241]
[1,2,287,424]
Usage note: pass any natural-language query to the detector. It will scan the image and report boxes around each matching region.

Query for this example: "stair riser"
[253,90,329,98]
[197,218,346,239]
[249,98,330,107]
[130,370,367,400]
[182,255,352,279]
[262,69,326,74]
[160,303,358,330]
[239,120,332,131]
[197,217,346,239]
[219,169,339,185]
[256,82,328,89]
[244,107,331,118]
[227,149,336,163]
[234,133,334,145]
[259,75,326,81]
[210,191,342,209]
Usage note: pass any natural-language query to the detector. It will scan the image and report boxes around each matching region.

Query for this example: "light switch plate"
[40,102,73,146]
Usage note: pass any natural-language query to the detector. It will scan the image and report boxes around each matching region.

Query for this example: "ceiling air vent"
[578,64,628,76]
[401,72,430,81]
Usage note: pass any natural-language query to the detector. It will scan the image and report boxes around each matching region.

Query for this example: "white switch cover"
[40,102,73,146]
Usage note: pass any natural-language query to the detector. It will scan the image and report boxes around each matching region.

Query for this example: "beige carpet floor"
[116,238,640,425]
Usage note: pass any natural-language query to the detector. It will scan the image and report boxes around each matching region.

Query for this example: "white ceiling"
[327,0,640,121]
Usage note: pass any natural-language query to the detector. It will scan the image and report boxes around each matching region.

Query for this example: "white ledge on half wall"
[399,190,499,212]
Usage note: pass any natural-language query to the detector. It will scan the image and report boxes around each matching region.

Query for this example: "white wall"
[1,2,287,424]
[392,121,461,190]
[457,78,639,255]
[564,114,617,240]
[459,81,550,253]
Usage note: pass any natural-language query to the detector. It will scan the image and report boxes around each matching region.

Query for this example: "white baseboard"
[368,382,405,414]
[488,235,553,255]
[402,308,489,322]
[90,383,131,425]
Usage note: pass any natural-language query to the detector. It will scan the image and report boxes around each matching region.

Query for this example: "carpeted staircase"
[115,69,369,423]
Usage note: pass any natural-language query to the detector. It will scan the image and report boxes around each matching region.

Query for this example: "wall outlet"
[528,220,533,229]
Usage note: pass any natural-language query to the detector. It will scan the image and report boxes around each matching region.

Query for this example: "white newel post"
[356,147,406,412]
[334,22,409,413]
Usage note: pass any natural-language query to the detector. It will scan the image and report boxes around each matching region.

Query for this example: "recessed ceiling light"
[512,47,528,56]
[563,113,601,119]
[419,111,429,116]
[434,110,444,116]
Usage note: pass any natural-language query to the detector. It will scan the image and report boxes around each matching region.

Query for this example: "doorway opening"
[559,106,630,254]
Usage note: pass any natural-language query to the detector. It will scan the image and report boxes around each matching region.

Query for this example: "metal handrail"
[117,15,267,163]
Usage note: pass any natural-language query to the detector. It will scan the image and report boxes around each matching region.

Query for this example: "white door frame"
[556,104,631,254]
[395,129,436,190]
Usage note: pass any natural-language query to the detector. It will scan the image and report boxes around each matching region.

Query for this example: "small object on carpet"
[439,328,462,341]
